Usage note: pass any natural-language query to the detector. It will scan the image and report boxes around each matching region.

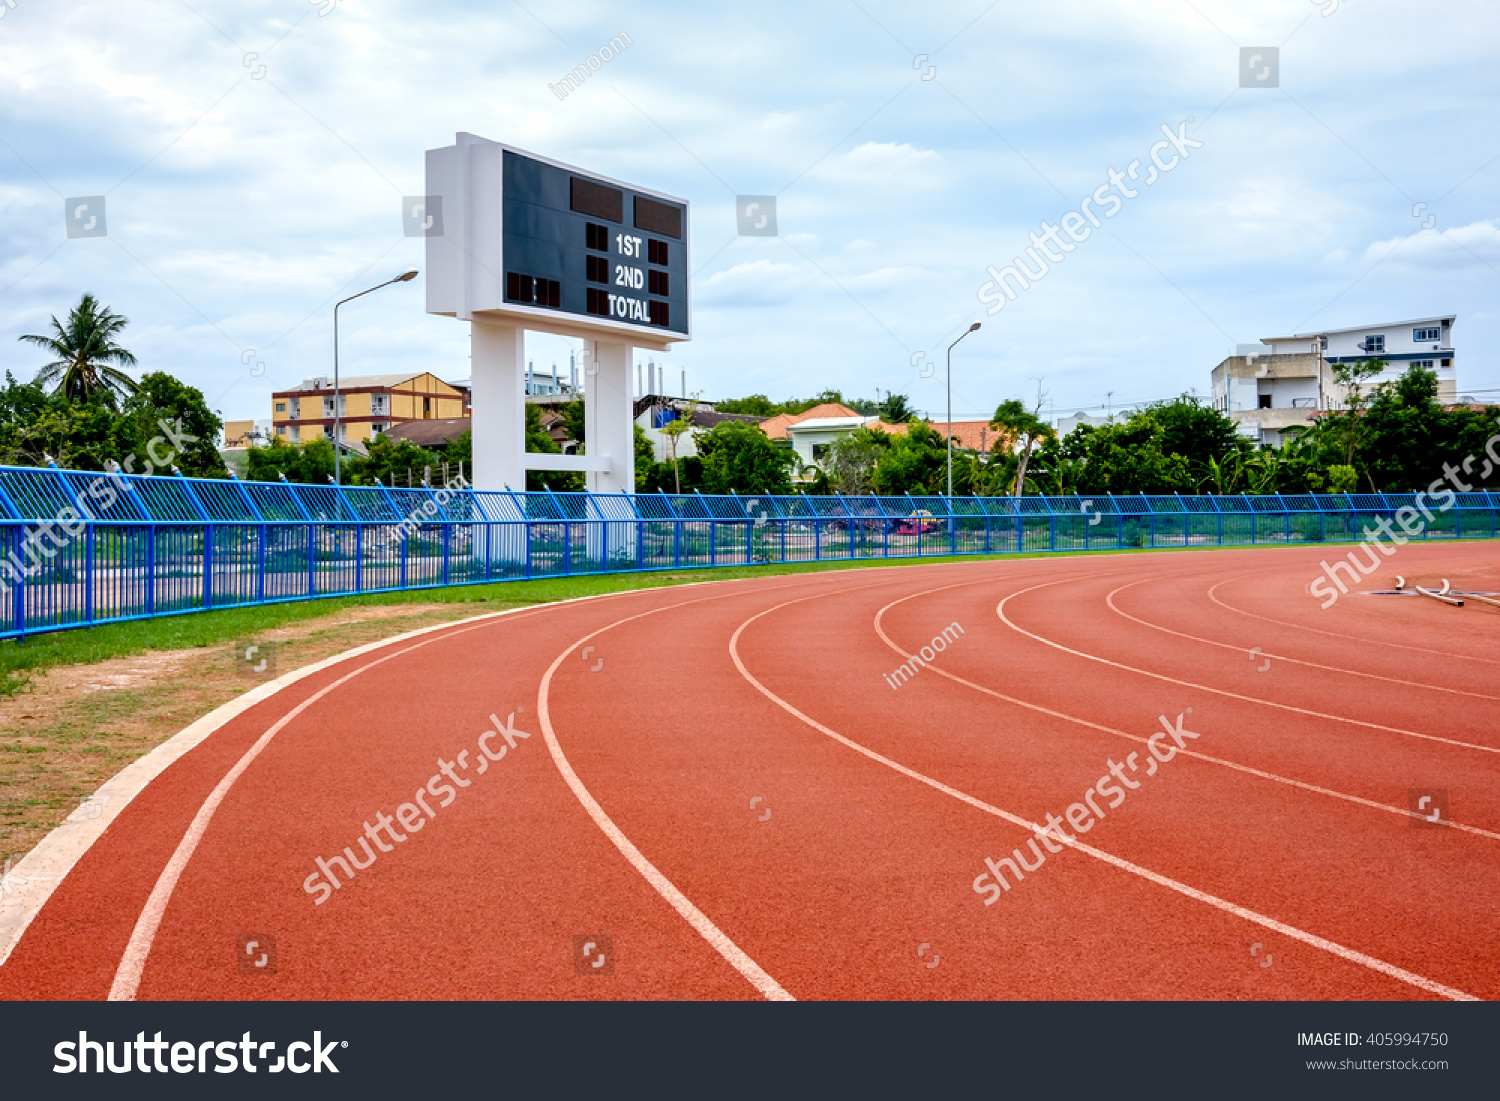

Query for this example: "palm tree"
[19,294,139,409]
[990,398,1055,497]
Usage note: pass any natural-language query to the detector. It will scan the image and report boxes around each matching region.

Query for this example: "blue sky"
[1,0,1496,427]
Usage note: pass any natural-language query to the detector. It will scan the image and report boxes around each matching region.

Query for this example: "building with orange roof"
[874,419,1008,454]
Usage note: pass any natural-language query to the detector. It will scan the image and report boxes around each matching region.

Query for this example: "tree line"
[10,295,1496,497]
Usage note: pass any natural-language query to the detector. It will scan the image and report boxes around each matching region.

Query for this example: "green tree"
[714,394,778,417]
[246,436,337,483]
[695,420,796,494]
[350,434,434,486]
[19,294,140,409]
[1142,395,1247,486]
[989,399,1054,496]
[561,399,586,451]
[634,424,655,490]
[870,420,948,495]
[118,372,225,477]
[824,427,890,494]
[1322,358,1387,484]
[878,392,914,423]
[523,402,581,491]
[658,399,698,493]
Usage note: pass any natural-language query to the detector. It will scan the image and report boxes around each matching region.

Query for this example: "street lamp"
[333,268,419,483]
[946,322,981,499]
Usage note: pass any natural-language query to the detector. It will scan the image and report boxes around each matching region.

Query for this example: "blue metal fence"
[0,463,1495,641]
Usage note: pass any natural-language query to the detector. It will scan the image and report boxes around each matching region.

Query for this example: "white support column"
[470,321,525,492]
[585,339,634,495]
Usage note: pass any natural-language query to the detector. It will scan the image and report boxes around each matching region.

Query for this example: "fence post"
[146,525,156,616]
[355,524,363,592]
[203,524,214,609]
[257,524,266,603]
[308,524,316,597]
[10,527,23,637]
[84,524,94,625]
[443,523,451,584]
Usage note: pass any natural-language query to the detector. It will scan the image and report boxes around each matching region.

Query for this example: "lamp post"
[946,322,981,499]
[333,268,419,483]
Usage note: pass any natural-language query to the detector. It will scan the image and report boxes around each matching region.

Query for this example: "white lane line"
[2,606,570,974]
[998,579,1500,757]
[729,593,1479,1002]
[108,613,531,1001]
[537,603,798,1002]
[77,569,886,996]
[871,583,1500,844]
[1206,576,1500,667]
[1105,578,1500,701]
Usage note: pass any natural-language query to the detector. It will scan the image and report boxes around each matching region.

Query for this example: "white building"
[1211,315,1457,445]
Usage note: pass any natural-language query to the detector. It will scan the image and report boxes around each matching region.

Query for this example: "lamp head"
[396,268,419,283]
[969,322,981,332]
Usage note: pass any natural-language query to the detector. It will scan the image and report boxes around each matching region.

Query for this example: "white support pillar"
[471,321,525,492]
[584,339,634,495]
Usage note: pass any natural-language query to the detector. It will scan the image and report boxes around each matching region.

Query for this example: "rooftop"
[1261,315,1455,342]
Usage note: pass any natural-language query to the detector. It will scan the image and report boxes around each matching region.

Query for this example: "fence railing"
[0,463,1496,641]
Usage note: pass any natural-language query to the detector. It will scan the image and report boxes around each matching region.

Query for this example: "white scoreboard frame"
[425,132,691,496]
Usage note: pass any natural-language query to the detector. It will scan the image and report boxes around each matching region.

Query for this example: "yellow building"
[271,373,468,445]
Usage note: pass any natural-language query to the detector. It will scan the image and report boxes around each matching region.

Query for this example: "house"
[1211,315,1457,446]
[270,372,467,445]
[382,417,471,450]
[222,419,272,449]
[767,404,1004,479]
[875,420,1006,451]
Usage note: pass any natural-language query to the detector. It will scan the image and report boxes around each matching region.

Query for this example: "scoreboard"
[425,134,690,346]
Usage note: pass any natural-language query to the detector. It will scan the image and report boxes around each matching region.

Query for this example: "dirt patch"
[0,603,500,866]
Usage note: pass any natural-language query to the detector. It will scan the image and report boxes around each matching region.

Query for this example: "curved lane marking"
[537,600,797,1002]
[1106,578,1500,701]
[998,579,1500,757]
[729,589,1479,1002]
[101,571,826,999]
[1207,575,1500,667]
[870,581,1500,843]
[108,612,535,1001]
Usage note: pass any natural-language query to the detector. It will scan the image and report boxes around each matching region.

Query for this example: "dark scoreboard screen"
[500,151,689,337]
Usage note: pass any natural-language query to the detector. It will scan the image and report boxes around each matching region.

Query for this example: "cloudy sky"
[1,0,1496,428]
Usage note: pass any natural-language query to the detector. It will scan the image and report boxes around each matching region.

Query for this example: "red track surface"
[3,543,1497,1001]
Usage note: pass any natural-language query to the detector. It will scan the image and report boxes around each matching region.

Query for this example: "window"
[1412,359,1435,369]
[423,396,431,418]
[276,426,286,435]
[1363,334,1385,353]
[1441,358,1452,367]
[275,402,286,413]
[1413,327,1441,342]
[1258,395,1273,409]
[812,444,830,460]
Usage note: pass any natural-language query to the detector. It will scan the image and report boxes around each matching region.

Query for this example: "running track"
[2,543,1497,1001]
